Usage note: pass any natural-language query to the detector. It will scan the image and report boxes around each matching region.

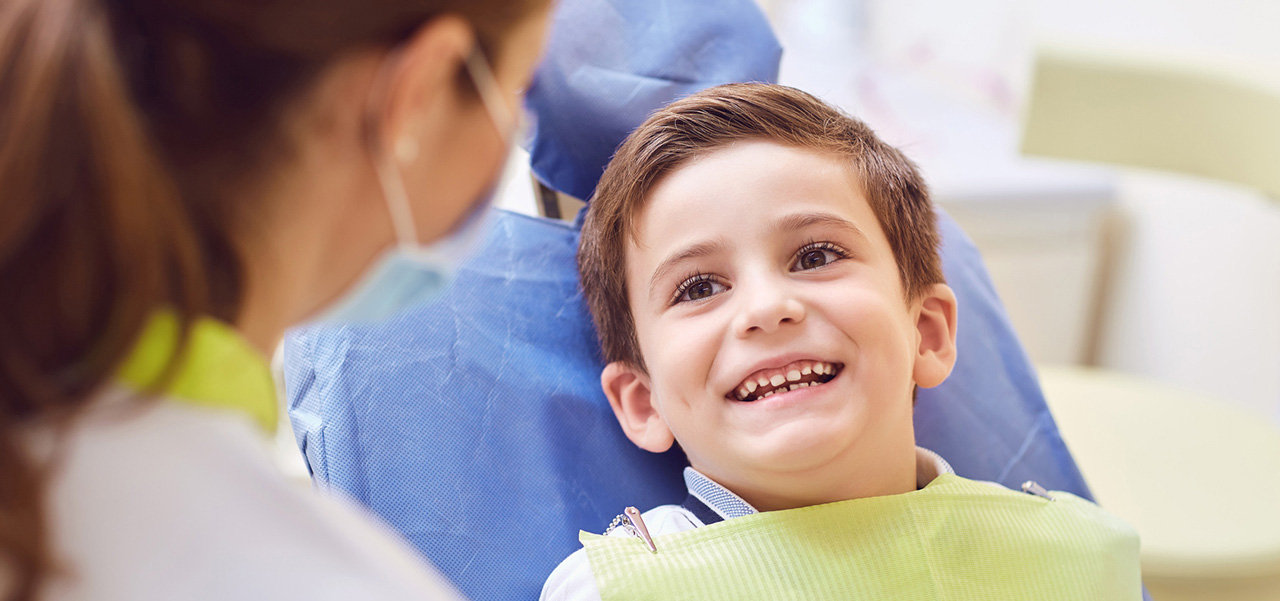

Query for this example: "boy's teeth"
[732,360,842,402]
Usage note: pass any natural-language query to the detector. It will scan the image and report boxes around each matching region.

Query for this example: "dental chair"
[280,3,1109,600]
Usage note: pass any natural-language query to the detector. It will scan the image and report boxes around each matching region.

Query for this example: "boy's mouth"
[728,360,843,402]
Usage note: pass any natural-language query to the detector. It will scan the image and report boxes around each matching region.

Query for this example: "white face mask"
[310,46,518,325]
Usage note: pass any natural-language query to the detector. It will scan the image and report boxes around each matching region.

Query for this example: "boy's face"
[603,141,956,509]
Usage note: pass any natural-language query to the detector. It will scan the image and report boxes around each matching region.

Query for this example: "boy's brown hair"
[578,83,943,371]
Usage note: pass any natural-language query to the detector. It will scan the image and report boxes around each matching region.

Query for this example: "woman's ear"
[373,14,473,160]
[601,362,675,454]
[912,283,959,389]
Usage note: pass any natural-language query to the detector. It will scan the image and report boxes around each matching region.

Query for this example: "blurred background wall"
[753,0,1280,423]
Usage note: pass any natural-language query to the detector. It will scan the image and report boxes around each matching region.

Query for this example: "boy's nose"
[732,279,806,338]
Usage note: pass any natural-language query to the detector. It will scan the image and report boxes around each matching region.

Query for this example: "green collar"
[117,312,277,432]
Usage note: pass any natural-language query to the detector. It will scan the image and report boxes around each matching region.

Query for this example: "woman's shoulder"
[43,396,463,601]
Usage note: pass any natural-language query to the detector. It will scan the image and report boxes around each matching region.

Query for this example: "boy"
[542,83,1138,600]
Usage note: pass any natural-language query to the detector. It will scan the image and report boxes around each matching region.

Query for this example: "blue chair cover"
[283,0,1103,599]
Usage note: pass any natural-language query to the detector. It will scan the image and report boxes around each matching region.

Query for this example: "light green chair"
[1022,46,1280,601]
[1023,46,1280,198]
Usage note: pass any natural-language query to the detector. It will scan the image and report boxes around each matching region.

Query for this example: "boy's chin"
[735,431,860,475]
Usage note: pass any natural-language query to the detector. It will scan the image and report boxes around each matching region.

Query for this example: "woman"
[0,0,551,598]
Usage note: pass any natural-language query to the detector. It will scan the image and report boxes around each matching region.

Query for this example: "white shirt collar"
[683,446,955,521]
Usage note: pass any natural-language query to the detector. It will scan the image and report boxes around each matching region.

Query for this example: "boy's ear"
[601,362,675,454]
[912,283,959,389]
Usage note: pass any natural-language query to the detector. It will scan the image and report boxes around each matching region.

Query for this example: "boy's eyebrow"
[647,239,726,300]
[773,212,870,242]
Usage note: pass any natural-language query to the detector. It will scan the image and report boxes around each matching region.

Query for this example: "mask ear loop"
[463,46,518,141]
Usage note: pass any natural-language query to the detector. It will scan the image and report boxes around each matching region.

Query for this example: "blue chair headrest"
[524,0,782,201]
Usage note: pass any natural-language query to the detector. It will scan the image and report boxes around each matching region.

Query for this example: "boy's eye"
[687,281,716,300]
[798,250,830,270]
[792,242,848,272]
[672,274,726,304]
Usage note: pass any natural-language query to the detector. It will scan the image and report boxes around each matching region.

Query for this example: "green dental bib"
[581,474,1141,601]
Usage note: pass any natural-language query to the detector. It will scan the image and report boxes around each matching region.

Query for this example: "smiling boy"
[541,84,1138,600]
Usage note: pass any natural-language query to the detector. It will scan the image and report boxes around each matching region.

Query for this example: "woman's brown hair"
[579,83,944,372]
[0,0,543,598]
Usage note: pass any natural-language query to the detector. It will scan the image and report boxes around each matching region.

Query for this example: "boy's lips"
[727,359,844,402]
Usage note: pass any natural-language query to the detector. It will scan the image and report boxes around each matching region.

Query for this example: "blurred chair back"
[1023,46,1280,198]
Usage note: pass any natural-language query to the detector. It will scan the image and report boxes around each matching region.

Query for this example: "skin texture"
[233,10,552,354]
[602,141,959,512]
